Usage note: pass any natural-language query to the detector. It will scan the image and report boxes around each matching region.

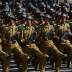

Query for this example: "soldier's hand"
[21,38,25,43]
[63,40,67,43]
[33,40,35,42]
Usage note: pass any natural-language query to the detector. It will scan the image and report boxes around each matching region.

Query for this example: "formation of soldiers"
[0,0,72,72]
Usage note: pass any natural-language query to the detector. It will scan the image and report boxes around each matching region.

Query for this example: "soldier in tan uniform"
[54,13,72,69]
[55,13,72,50]
[1,12,28,72]
[36,14,66,72]
[17,14,49,72]
[0,34,9,72]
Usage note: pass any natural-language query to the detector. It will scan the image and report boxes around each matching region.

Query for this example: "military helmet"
[16,2,22,8]
[4,2,9,6]
[50,8,55,13]
[57,12,62,16]
[40,13,45,20]
[3,2,10,12]
[40,13,45,17]
[9,13,15,19]
[16,2,26,19]
[57,12,69,21]
[40,2,46,8]
[62,6,70,13]
[63,13,68,17]
[46,5,51,9]
[21,12,27,18]
[27,15,33,20]
[53,3,56,7]
[35,9,41,14]
[64,3,70,8]
[61,13,69,19]
[44,14,52,19]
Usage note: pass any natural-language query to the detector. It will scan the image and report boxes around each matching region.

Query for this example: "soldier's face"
[44,18,49,23]
[60,18,66,24]
[40,19,45,24]
[10,20,15,25]
[0,1,2,6]
[15,19,19,24]
[63,18,66,22]
[21,18,25,23]
[27,19,32,25]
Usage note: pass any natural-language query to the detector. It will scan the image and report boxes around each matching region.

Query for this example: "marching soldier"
[7,16,28,72]
[0,0,72,72]
[54,12,72,68]
[2,3,28,72]
[36,14,67,72]
[0,33,9,72]
[17,13,49,72]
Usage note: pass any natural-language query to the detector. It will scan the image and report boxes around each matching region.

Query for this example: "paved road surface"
[0,58,72,72]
